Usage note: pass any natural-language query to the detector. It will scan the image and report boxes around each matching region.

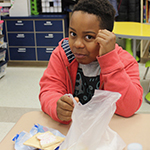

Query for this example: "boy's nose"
[74,38,84,48]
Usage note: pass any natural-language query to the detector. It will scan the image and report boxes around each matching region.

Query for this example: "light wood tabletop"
[0,111,150,150]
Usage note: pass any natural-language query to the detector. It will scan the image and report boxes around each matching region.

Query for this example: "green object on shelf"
[30,0,39,15]
[145,92,150,104]
[125,38,139,61]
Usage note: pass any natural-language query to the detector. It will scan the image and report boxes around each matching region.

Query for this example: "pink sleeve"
[97,45,143,117]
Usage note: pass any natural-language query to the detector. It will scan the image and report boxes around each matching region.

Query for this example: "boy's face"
[69,11,100,64]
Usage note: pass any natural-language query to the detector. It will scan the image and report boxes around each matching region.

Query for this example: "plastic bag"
[12,131,35,150]
[12,124,65,150]
[59,90,126,150]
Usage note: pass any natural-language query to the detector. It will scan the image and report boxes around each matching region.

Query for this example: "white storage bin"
[0,61,7,78]
[0,48,6,61]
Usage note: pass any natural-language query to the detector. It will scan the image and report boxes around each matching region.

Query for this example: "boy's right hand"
[57,95,74,122]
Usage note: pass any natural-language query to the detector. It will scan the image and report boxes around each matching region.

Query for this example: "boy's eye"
[85,35,94,40]
[70,32,76,37]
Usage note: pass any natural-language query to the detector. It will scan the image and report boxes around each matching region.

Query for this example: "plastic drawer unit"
[0,48,6,61]
[2,15,68,63]
[0,61,7,78]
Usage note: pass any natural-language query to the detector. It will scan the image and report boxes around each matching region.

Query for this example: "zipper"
[66,66,74,93]
[100,73,104,90]
[100,81,104,90]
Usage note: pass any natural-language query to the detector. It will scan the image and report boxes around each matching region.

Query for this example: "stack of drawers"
[0,9,7,78]
[2,14,68,65]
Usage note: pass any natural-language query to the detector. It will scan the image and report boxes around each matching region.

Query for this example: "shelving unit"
[2,14,68,66]
[140,0,150,63]
[0,5,7,78]
[0,0,11,17]
[0,2,11,7]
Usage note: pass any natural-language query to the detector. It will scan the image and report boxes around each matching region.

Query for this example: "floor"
[0,63,150,143]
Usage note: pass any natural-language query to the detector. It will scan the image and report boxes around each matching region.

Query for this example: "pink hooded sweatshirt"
[39,38,143,124]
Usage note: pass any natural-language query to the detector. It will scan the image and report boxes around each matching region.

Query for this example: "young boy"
[39,0,143,124]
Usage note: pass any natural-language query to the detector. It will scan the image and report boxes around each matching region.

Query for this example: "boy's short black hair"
[72,0,116,32]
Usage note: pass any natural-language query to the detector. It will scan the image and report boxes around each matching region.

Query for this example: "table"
[113,21,150,59]
[0,111,150,150]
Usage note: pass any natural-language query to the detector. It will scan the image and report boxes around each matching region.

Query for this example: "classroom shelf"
[0,2,11,7]
[2,14,68,66]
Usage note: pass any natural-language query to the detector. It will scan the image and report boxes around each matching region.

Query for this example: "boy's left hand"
[95,29,116,56]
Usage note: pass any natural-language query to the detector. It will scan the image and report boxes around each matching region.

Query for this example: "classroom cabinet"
[35,20,63,31]
[7,20,34,31]
[37,47,55,61]
[2,15,68,64]
[9,47,36,61]
[8,33,35,46]
[36,33,63,46]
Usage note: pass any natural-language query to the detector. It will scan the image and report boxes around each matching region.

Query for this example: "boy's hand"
[95,29,116,56]
[57,95,75,122]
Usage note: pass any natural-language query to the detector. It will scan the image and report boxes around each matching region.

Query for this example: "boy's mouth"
[74,53,86,59]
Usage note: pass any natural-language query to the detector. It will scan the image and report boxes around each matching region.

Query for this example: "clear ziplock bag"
[12,124,65,150]
[59,90,126,150]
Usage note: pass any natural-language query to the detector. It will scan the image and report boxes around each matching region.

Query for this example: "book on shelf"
[143,5,146,23]
[144,0,150,23]
[148,0,150,23]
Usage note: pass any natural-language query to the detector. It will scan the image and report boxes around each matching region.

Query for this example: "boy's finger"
[74,97,79,103]
[61,95,74,107]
